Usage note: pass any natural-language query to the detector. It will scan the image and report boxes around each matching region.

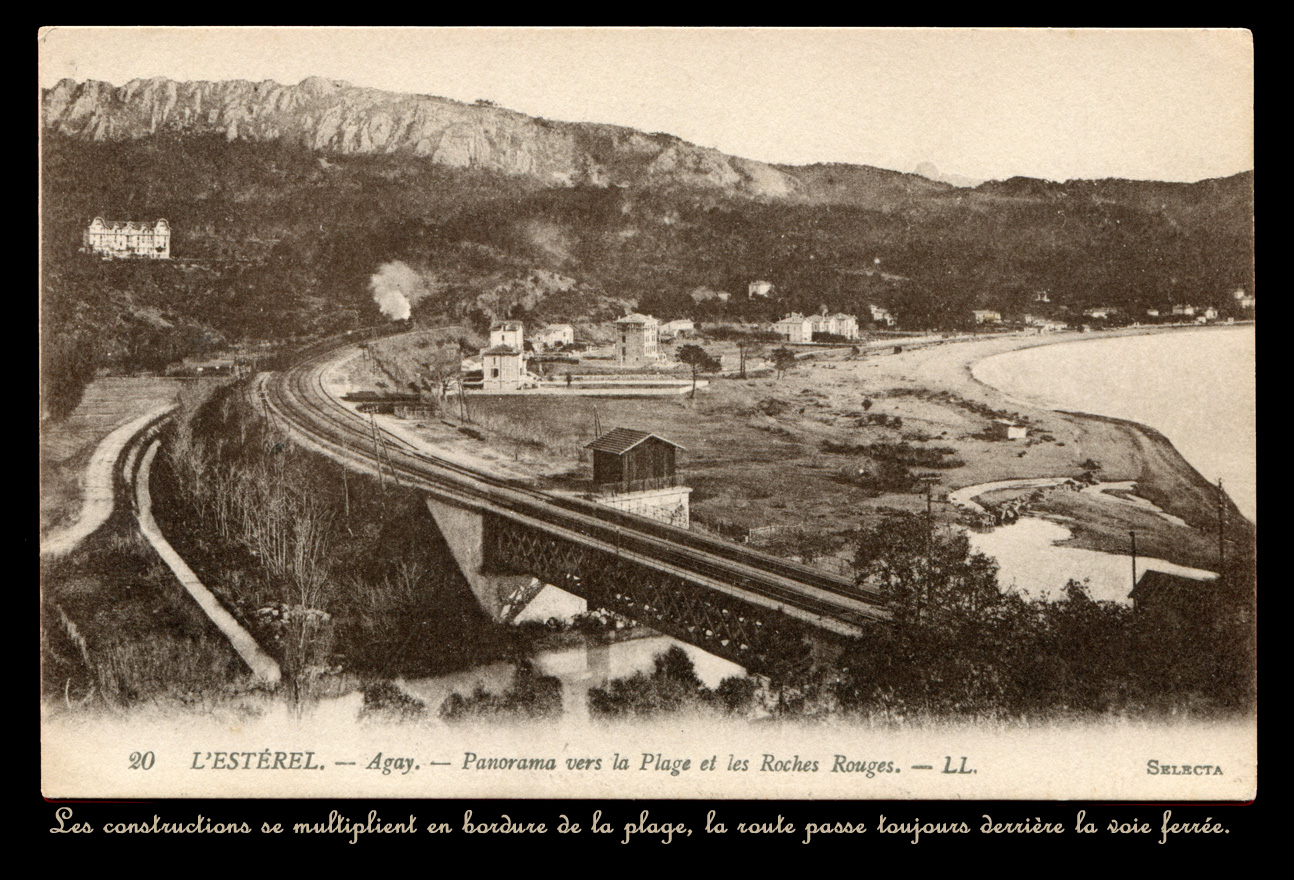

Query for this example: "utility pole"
[925,482,934,619]
[1217,479,1226,572]
[456,342,469,423]
[1129,530,1137,591]
[369,412,385,492]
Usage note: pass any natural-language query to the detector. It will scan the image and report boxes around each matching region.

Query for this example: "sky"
[38,27,1253,183]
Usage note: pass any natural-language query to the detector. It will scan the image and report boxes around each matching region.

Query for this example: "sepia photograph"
[39,27,1255,808]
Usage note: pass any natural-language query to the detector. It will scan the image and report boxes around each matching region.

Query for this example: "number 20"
[128,751,155,770]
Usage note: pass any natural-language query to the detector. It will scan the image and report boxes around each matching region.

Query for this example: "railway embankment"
[145,380,522,696]
[131,437,282,685]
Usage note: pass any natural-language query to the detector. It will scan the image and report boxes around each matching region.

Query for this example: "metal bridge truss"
[483,514,814,668]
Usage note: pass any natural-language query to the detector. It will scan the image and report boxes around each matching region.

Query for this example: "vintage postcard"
[39,27,1255,807]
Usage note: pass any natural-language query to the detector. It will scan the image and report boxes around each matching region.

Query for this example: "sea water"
[973,326,1255,521]
[968,326,1255,603]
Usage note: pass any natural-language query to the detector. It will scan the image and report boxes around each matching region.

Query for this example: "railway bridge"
[261,341,888,667]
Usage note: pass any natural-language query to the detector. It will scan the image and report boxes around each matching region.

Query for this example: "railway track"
[262,345,890,629]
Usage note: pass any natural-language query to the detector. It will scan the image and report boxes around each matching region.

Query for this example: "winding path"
[132,439,282,685]
[40,405,176,559]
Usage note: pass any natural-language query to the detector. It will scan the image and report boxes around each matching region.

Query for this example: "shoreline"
[962,325,1254,526]
[947,326,1254,569]
[811,321,1253,571]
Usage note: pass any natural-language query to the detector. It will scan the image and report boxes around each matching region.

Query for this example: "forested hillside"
[40,94,1253,419]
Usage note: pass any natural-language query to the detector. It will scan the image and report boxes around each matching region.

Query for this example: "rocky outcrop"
[42,76,804,197]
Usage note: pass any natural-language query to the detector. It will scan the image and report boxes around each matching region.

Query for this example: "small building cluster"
[972,310,1002,325]
[867,304,896,327]
[1022,315,1066,332]
[660,319,695,339]
[82,218,171,259]
[808,312,861,339]
[771,311,862,342]
[477,321,581,390]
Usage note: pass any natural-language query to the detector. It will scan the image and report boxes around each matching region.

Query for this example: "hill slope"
[40,78,1254,418]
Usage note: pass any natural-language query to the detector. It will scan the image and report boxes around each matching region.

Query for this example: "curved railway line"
[261,342,889,631]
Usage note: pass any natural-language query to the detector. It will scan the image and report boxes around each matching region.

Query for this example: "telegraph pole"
[1129,530,1137,591]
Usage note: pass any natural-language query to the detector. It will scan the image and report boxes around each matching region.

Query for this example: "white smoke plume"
[370,261,430,321]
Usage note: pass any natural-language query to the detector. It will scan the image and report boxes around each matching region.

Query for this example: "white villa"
[532,324,574,349]
[807,313,861,340]
[772,314,813,344]
[83,218,171,259]
[480,345,526,392]
[490,321,525,350]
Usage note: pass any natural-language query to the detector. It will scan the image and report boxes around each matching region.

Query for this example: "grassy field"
[40,377,195,535]
[336,328,1237,569]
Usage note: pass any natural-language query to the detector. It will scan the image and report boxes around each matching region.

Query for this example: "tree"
[416,340,464,400]
[854,513,1001,633]
[675,344,720,398]
[771,347,798,380]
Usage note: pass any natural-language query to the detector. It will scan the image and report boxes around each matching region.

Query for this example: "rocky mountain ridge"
[42,76,836,197]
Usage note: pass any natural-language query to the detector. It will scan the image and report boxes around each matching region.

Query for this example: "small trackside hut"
[584,428,691,526]
[586,428,682,493]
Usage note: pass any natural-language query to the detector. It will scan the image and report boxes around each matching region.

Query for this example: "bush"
[439,661,563,721]
[757,398,789,416]
[588,646,760,718]
[358,681,428,722]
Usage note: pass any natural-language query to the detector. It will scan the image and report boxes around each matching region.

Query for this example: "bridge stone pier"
[425,497,545,622]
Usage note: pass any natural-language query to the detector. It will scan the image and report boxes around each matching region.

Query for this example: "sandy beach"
[838,324,1253,568]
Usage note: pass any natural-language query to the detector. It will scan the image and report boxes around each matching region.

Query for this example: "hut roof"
[1129,570,1215,603]
[584,427,685,455]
